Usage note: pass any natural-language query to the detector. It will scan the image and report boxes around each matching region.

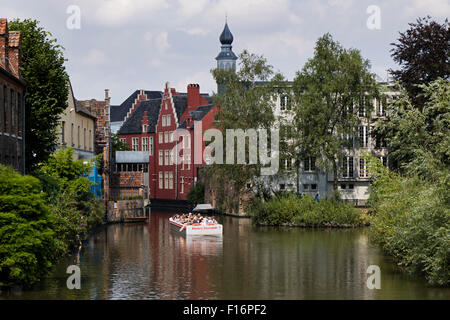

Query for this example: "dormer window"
[142,124,148,132]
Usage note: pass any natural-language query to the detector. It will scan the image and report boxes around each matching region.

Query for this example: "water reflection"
[0,210,448,300]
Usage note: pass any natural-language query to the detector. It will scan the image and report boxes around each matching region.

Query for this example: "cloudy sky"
[4,0,449,105]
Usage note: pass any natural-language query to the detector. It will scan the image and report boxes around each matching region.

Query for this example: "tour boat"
[169,218,223,236]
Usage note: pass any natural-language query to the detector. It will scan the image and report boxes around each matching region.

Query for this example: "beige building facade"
[57,81,96,161]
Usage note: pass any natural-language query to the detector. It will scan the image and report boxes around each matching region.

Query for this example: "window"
[358,97,367,117]
[169,149,173,165]
[164,171,169,189]
[348,184,354,189]
[166,115,171,126]
[303,184,310,191]
[165,150,169,165]
[10,89,15,135]
[78,126,80,148]
[159,132,163,143]
[89,130,92,150]
[84,128,87,149]
[304,157,316,172]
[342,156,354,178]
[162,115,166,127]
[159,172,163,189]
[341,184,347,189]
[143,124,148,132]
[164,131,169,143]
[311,184,317,190]
[71,124,74,146]
[359,126,369,148]
[377,96,388,117]
[169,172,173,189]
[279,184,285,190]
[132,137,139,151]
[360,158,368,177]
[284,158,292,170]
[280,95,291,111]
[170,131,173,143]
[165,101,168,110]
[61,121,65,144]
[186,153,191,170]
[149,137,153,156]
[142,137,148,151]
[159,150,163,165]
[181,177,184,194]
[0,86,3,132]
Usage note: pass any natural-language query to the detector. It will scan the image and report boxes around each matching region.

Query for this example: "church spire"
[215,19,237,71]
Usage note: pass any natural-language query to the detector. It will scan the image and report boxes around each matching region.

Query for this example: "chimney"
[105,89,110,101]
[0,18,9,71]
[187,84,200,108]
[7,31,21,79]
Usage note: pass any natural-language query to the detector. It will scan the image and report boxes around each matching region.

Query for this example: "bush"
[367,155,450,286]
[251,193,363,227]
[36,148,104,251]
[187,182,205,205]
[0,165,65,287]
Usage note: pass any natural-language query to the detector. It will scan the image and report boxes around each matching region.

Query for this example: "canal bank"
[1,209,448,300]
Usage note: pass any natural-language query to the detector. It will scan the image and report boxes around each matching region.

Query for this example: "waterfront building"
[0,18,25,174]
[57,80,96,161]
[297,83,397,205]
[113,83,217,202]
[110,90,162,134]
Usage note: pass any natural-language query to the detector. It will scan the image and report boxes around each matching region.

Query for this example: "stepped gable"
[110,90,162,122]
[118,98,162,135]
[172,93,189,122]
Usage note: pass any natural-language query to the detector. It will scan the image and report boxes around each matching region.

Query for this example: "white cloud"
[155,31,170,53]
[177,0,209,18]
[80,0,170,27]
[179,27,209,36]
[246,29,314,57]
[404,0,450,18]
[83,48,109,65]
[174,71,216,94]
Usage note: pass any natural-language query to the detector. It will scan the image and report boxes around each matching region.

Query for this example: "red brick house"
[0,18,26,174]
[115,83,218,201]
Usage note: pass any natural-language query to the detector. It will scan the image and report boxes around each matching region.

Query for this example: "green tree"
[37,147,103,251]
[374,79,450,173]
[9,19,69,172]
[389,16,450,110]
[292,33,379,194]
[210,50,284,201]
[0,165,65,287]
[187,182,205,206]
[111,133,131,157]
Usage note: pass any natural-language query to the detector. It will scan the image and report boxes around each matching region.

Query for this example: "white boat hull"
[169,219,223,236]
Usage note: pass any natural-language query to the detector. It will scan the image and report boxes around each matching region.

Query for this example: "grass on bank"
[250,192,368,227]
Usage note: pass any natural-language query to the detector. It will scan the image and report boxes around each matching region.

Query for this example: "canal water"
[1,209,449,300]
